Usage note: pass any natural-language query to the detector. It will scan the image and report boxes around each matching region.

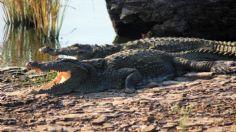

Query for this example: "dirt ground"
[0,68,236,132]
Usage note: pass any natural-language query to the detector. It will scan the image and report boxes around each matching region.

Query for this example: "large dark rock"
[105,0,236,41]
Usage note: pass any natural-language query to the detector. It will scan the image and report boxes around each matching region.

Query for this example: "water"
[0,0,116,67]
[0,4,4,46]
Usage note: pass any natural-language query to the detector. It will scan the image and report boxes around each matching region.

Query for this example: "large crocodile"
[40,37,236,60]
[26,49,236,95]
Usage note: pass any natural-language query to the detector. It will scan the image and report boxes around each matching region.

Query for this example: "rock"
[18,75,27,81]
[80,125,94,132]
[105,0,236,41]
[92,115,108,125]
[143,124,156,132]
[106,113,120,118]
[162,122,177,128]
[59,114,81,121]
[0,127,19,132]
[103,123,114,129]
[1,100,24,107]
[63,100,76,107]
[0,118,17,125]
[155,113,164,121]
[80,115,94,122]
[119,124,130,129]
[0,94,6,101]
[185,81,201,87]
[141,116,155,123]
[37,118,46,125]
[47,126,69,132]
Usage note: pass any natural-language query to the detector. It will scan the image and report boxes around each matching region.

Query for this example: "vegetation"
[1,0,69,39]
[0,25,59,67]
[179,105,192,132]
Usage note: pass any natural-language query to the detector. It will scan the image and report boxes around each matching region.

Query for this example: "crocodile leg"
[115,68,142,93]
[125,69,142,93]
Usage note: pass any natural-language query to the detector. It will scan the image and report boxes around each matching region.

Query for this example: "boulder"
[105,0,236,41]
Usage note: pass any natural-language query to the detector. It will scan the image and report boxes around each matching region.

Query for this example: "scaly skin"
[27,49,236,95]
[40,37,236,60]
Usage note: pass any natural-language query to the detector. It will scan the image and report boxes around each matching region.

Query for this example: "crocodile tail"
[124,37,236,56]
[149,37,208,52]
[150,37,236,56]
[199,41,236,56]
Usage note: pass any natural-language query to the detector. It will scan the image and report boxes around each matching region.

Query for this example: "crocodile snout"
[26,61,40,70]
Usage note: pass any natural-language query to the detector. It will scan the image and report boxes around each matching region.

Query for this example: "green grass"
[179,105,192,132]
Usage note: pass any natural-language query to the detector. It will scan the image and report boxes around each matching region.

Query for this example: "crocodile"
[26,49,236,95]
[40,37,236,60]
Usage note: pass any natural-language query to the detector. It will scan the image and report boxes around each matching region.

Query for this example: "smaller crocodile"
[40,37,236,60]
[27,49,236,95]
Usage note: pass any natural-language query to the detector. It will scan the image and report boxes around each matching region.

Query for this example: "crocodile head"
[26,59,90,95]
[39,45,96,60]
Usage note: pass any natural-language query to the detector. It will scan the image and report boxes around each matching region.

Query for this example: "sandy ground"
[0,68,236,131]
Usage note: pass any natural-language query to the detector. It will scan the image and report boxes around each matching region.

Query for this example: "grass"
[179,105,192,132]
[170,103,192,132]
[1,0,69,39]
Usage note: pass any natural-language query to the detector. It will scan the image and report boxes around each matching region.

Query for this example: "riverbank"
[0,67,236,131]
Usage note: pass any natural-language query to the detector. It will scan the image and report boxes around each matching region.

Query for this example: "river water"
[0,0,116,67]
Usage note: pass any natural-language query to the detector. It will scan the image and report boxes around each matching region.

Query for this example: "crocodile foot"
[124,88,136,94]
[211,61,236,74]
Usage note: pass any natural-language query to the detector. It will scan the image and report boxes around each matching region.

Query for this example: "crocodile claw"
[124,88,136,94]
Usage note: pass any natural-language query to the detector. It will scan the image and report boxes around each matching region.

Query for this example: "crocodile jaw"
[33,71,72,92]
[26,60,90,95]
[28,71,73,95]
[52,71,71,84]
